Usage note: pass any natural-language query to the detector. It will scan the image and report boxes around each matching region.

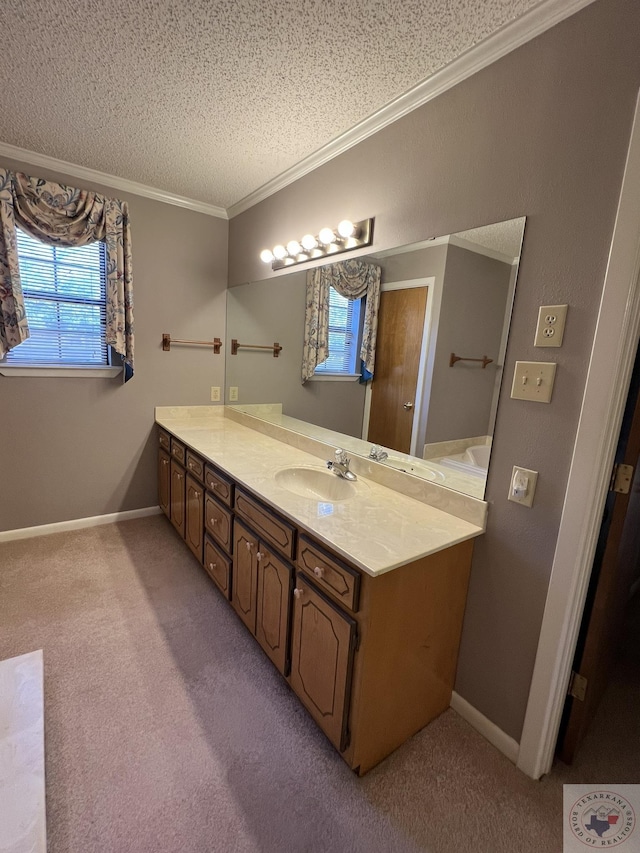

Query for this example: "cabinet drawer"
[186,450,204,483]
[170,438,186,465]
[204,464,234,507]
[158,427,170,451]
[235,489,295,560]
[204,534,231,600]
[205,493,233,554]
[297,536,361,613]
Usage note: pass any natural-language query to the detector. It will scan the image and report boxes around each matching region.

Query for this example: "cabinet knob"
[210,518,217,525]
[209,562,216,570]
[161,459,168,465]
[245,541,252,551]
[313,566,325,579]
[194,490,200,498]
[293,588,304,599]
[188,461,193,468]
[177,473,183,480]
[256,552,264,561]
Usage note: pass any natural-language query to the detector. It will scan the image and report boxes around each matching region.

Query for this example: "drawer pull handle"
[293,588,304,599]
[313,566,325,579]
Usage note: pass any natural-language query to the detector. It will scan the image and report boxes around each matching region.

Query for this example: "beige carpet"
[0,516,637,853]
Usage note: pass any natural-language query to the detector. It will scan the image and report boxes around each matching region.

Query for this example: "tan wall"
[0,156,228,532]
[227,0,640,741]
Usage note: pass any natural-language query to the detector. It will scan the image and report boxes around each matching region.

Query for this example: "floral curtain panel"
[0,168,134,379]
[301,258,381,382]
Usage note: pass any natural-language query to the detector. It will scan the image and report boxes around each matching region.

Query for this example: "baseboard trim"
[0,506,163,543]
[450,691,519,765]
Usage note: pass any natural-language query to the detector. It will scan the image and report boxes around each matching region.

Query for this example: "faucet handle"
[335,448,346,462]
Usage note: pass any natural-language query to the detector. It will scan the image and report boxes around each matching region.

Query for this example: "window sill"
[0,365,122,378]
[308,373,362,382]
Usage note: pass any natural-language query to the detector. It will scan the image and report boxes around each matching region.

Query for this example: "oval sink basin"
[275,466,357,501]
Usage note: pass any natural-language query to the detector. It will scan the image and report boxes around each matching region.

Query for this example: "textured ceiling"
[0,0,543,209]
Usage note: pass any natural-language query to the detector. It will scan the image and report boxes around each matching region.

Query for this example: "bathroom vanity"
[155,406,486,775]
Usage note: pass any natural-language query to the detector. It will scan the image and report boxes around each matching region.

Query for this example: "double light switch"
[510,361,557,402]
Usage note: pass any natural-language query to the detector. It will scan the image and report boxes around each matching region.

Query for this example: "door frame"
[517,89,640,779]
[361,276,435,455]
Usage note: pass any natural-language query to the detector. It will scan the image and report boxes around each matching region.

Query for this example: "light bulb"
[273,244,287,260]
[287,240,302,256]
[337,219,356,239]
[301,234,317,251]
[318,227,336,246]
[260,248,274,263]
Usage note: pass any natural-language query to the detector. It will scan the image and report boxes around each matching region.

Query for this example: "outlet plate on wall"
[534,304,568,347]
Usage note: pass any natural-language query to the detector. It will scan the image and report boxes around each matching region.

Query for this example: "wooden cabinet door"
[232,520,258,634]
[204,535,231,600]
[256,546,293,675]
[185,474,204,562]
[158,448,170,518]
[290,574,357,753]
[170,459,186,538]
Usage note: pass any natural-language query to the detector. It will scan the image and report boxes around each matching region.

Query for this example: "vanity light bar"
[260,218,374,270]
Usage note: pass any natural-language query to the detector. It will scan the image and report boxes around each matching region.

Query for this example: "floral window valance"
[302,258,381,383]
[0,168,134,379]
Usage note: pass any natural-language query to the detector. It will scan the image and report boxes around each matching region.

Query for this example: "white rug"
[0,650,46,853]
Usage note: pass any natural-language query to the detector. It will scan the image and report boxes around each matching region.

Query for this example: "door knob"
[403,401,413,410]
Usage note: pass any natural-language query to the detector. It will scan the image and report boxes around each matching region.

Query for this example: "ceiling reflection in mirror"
[225,216,526,499]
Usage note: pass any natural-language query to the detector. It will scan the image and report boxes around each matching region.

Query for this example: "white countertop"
[155,408,485,577]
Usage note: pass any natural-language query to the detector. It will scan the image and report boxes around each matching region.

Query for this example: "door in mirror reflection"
[367,286,428,454]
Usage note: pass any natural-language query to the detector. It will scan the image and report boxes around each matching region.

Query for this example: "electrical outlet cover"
[508,466,539,507]
[534,304,568,347]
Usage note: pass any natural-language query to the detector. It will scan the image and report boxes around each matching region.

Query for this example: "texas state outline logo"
[565,788,637,849]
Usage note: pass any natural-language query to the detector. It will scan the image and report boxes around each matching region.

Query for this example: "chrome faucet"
[368,444,388,462]
[326,448,357,481]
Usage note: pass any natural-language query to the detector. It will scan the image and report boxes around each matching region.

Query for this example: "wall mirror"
[225,216,526,499]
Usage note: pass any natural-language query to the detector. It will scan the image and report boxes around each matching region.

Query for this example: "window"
[2,228,108,367]
[313,287,362,377]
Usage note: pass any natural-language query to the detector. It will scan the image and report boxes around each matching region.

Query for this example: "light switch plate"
[534,304,568,347]
[508,466,539,507]
[511,361,557,402]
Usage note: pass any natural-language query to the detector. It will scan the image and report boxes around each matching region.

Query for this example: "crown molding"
[0,142,228,219]
[227,0,598,219]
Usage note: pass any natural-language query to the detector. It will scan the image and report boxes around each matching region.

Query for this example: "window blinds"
[4,228,108,365]
[314,286,361,375]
